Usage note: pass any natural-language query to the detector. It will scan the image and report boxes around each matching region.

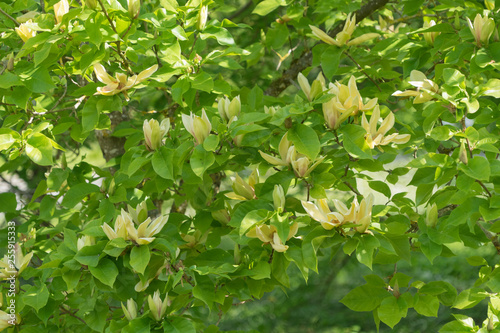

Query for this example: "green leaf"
[85,12,103,46]
[22,284,49,312]
[0,133,16,151]
[341,284,390,311]
[82,98,99,133]
[61,183,100,208]
[89,258,119,287]
[414,294,439,317]
[240,209,270,236]
[203,135,219,152]
[369,181,391,198]
[288,124,320,160]
[321,46,342,79]
[75,243,103,267]
[199,26,235,45]
[171,26,188,41]
[193,274,216,308]
[0,193,17,213]
[189,71,214,92]
[163,317,196,333]
[355,234,380,270]
[252,0,286,16]
[458,156,490,181]
[339,124,372,160]
[122,317,150,333]
[152,146,175,180]
[377,296,407,328]
[0,72,21,89]
[190,145,215,178]
[482,78,500,98]
[24,68,56,93]
[26,133,53,166]
[130,245,150,275]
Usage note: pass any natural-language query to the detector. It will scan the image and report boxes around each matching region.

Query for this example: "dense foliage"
[1,0,500,331]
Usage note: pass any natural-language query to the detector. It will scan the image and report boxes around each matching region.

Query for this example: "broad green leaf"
[163,317,196,333]
[189,71,214,92]
[340,284,390,311]
[203,135,219,152]
[377,296,407,328]
[321,46,342,79]
[130,245,150,275]
[288,124,320,160]
[0,72,21,89]
[61,183,100,208]
[252,0,286,16]
[190,145,215,178]
[152,146,175,180]
[26,133,53,166]
[82,98,99,133]
[414,294,439,317]
[74,243,103,267]
[22,284,49,312]
[0,193,17,213]
[340,124,372,160]
[89,258,119,287]
[482,78,500,98]
[369,181,391,198]
[458,156,490,181]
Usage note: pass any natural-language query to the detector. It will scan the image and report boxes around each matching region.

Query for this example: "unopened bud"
[459,140,468,164]
[128,0,140,19]
[425,203,438,228]
[121,298,138,321]
[54,0,70,25]
[197,5,208,31]
[485,0,495,11]
[212,209,230,224]
[273,184,285,212]
[143,118,170,151]
[85,0,97,9]
[232,174,254,200]
[6,53,14,71]
[234,244,241,265]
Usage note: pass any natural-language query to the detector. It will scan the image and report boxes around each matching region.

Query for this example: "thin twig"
[0,8,20,27]
[476,221,500,255]
[344,51,381,92]
[48,79,68,113]
[477,180,492,197]
[59,307,87,324]
[97,0,119,35]
[343,181,361,196]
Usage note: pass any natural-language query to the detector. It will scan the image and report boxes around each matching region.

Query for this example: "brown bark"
[95,110,129,162]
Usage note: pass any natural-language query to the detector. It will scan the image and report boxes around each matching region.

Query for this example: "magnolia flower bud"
[234,244,241,265]
[212,209,230,224]
[15,20,36,42]
[467,13,495,47]
[425,203,438,228]
[232,174,255,200]
[197,6,208,31]
[54,0,69,25]
[423,20,439,45]
[85,0,97,9]
[143,119,170,151]
[6,53,14,71]
[459,140,468,164]
[485,0,495,11]
[148,291,168,321]
[77,235,95,251]
[121,299,138,321]
[273,184,285,212]
[182,109,212,145]
[128,0,140,19]
[218,96,240,124]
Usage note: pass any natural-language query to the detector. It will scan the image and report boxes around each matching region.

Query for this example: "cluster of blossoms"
[302,194,374,234]
[246,222,299,253]
[102,201,168,245]
[259,132,325,178]
[120,290,169,322]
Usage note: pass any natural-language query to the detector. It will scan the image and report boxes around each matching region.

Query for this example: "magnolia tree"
[0,0,500,331]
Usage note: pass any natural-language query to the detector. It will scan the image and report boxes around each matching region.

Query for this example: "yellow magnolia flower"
[128,0,140,19]
[301,199,345,230]
[134,263,166,292]
[0,244,33,279]
[15,20,36,42]
[148,290,168,321]
[361,106,410,149]
[259,132,294,166]
[467,13,495,47]
[264,106,280,116]
[181,229,209,248]
[102,208,168,245]
[246,223,298,252]
[143,119,170,151]
[273,184,286,212]
[425,203,438,228]
[77,235,95,251]
[225,169,258,201]
[54,0,69,25]
[93,63,158,100]
[121,299,138,321]
[125,213,168,245]
[303,194,374,233]
[297,72,325,102]
[290,147,325,178]
[181,109,212,145]
[328,76,378,116]
[309,13,380,47]
[392,70,439,104]
[339,194,374,233]
[0,310,20,331]
[218,95,240,124]
[422,20,440,45]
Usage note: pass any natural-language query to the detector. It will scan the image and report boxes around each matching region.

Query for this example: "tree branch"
[0,8,20,27]
[265,0,390,97]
